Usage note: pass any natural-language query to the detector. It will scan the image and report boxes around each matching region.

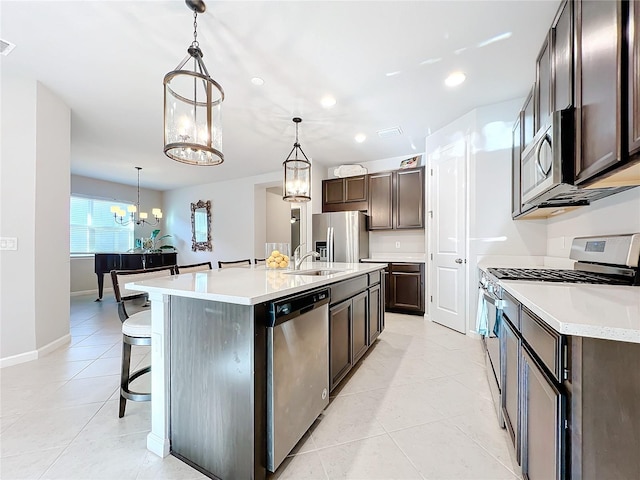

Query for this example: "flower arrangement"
[135,229,175,253]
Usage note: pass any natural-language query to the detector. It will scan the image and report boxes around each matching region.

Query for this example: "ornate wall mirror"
[191,200,212,252]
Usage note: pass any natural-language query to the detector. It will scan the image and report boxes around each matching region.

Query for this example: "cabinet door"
[368,172,394,230]
[329,299,352,391]
[552,0,573,112]
[523,86,536,150]
[575,0,624,184]
[352,291,368,363]
[344,175,368,202]
[367,283,382,344]
[384,269,391,310]
[502,318,520,460]
[521,347,566,480]
[512,112,523,219]
[395,168,424,229]
[630,0,640,156]
[536,32,552,132]
[390,270,423,313]
[323,178,345,205]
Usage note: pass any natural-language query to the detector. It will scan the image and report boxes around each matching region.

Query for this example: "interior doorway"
[291,207,301,253]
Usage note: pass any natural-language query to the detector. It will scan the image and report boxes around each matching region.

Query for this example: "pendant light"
[110,167,163,226]
[163,0,224,165]
[283,117,311,202]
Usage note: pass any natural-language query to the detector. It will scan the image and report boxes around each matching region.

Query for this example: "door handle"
[455,258,463,264]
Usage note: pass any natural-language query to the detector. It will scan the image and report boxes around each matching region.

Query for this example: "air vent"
[377,126,402,138]
[0,39,16,56]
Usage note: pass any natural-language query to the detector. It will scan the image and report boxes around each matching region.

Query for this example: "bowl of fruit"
[265,243,291,269]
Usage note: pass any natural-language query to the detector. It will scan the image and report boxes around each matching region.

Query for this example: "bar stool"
[176,261,212,273]
[218,259,251,269]
[110,265,175,417]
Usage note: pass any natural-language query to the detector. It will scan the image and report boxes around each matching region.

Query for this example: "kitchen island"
[127,261,386,479]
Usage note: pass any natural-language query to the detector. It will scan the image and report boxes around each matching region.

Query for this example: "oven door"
[480,287,505,428]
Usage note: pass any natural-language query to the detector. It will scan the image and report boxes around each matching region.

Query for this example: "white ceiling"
[1,0,560,191]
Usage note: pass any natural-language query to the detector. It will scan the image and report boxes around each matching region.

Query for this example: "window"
[70,195,134,254]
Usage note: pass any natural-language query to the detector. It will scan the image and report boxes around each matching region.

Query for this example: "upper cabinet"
[630,0,640,157]
[522,86,536,151]
[322,175,368,212]
[536,33,552,132]
[552,0,573,112]
[574,0,625,185]
[368,167,424,231]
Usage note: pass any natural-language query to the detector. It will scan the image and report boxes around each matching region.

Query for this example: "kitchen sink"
[285,269,343,276]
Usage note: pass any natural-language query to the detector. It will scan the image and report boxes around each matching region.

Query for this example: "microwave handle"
[535,133,553,177]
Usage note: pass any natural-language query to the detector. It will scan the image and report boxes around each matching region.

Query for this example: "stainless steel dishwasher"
[266,288,330,472]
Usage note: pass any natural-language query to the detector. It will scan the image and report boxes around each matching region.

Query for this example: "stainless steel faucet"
[293,244,320,270]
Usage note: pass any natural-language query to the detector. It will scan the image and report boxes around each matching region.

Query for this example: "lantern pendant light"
[163,0,224,165]
[283,117,311,202]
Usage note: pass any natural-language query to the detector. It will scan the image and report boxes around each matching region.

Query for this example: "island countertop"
[127,261,387,305]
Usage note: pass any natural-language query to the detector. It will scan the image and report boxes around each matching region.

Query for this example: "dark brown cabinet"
[368,167,424,230]
[386,263,424,315]
[352,291,368,364]
[630,0,640,157]
[511,112,525,219]
[574,0,625,184]
[502,314,520,460]
[522,86,536,150]
[322,175,368,212]
[552,0,573,112]
[329,299,352,391]
[520,346,566,480]
[329,273,385,392]
[536,33,552,132]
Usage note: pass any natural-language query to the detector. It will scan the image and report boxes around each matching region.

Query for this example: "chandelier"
[163,0,224,165]
[283,117,311,202]
[111,167,163,226]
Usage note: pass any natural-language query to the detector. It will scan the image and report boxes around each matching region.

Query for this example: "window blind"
[70,195,134,254]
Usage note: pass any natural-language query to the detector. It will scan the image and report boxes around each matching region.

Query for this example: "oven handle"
[480,286,504,310]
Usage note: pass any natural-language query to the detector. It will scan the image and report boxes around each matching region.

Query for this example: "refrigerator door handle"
[327,227,334,262]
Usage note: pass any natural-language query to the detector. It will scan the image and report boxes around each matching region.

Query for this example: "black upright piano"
[94,252,177,301]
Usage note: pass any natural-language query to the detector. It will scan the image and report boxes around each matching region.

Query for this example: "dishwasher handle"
[267,288,330,327]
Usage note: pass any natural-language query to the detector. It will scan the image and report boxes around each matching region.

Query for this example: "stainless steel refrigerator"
[312,211,369,263]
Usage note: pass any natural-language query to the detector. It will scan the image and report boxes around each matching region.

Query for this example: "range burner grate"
[487,268,632,285]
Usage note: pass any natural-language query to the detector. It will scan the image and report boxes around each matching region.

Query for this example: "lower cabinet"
[501,317,520,458]
[329,273,384,392]
[520,346,566,480]
[386,263,425,315]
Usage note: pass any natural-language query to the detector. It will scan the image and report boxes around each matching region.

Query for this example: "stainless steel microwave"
[521,109,575,205]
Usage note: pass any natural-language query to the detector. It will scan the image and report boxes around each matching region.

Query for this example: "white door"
[429,139,467,334]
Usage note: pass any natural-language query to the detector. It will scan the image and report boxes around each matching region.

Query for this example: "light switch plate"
[0,237,18,250]
[395,241,400,249]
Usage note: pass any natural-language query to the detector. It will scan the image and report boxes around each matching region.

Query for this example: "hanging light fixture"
[163,0,224,165]
[283,117,311,202]
[111,167,163,226]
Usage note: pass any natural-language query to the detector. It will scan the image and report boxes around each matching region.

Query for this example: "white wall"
[1,67,71,365]
[265,187,291,245]
[70,174,164,294]
[546,187,640,257]
[369,230,425,255]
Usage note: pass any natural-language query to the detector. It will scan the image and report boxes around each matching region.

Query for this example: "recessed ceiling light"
[355,133,367,143]
[251,77,265,86]
[445,71,466,87]
[321,96,337,108]
[385,71,401,77]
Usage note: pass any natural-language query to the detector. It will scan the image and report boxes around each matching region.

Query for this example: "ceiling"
[1,0,560,191]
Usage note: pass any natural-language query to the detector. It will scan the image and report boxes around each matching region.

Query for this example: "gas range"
[487,234,640,287]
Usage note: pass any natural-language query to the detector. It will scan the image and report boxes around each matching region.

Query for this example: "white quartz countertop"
[361,254,426,263]
[478,263,640,343]
[127,261,387,306]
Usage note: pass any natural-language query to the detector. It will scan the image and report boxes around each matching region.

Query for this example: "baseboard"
[38,333,71,356]
[467,329,482,339]
[1,333,71,368]
[0,350,38,368]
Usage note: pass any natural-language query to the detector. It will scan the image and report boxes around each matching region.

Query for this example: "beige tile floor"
[1,294,520,480]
